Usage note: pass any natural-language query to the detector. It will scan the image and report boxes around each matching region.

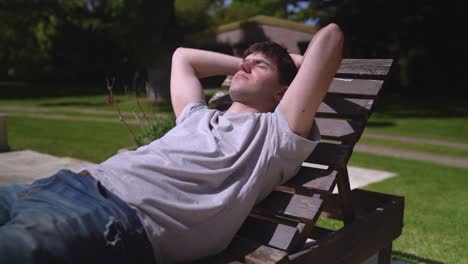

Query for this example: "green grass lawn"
[7,109,166,121]
[349,152,468,264]
[8,116,141,163]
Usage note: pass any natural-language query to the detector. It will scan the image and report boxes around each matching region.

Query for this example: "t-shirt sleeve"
[272,105,321,183]
[176,100,207,125]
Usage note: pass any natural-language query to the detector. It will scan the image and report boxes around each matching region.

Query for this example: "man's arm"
[170,48,241,118]
[279,23,344,138]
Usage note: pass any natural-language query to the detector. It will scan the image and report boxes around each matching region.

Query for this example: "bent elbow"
[325,23,344,42]
[172,47,189,64]
[317,23,343,53]
[326,23,342,33]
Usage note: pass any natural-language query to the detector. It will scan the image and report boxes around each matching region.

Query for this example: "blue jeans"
[0,169,155,264]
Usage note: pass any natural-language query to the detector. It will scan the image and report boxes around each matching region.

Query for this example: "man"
[0,23,343,263]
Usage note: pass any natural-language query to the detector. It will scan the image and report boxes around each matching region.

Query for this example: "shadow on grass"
[366,121,395,128]
[39,102,104,107]
[374,92,468,119]
[0,82,106,99]
[392,250,444,264]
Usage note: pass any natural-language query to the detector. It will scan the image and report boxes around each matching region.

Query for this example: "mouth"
[234,73,249,80]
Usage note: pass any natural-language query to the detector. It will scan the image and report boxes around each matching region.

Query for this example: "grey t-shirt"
[85,101,320,263]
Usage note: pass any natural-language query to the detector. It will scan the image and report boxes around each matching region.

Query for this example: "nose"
[239,60,252,73]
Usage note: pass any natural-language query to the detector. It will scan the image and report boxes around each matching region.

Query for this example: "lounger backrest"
[202,59,394,263]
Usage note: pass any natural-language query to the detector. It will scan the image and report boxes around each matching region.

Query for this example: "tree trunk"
[147,45,175,99]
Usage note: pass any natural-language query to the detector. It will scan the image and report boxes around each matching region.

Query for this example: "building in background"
[187,15,318,56]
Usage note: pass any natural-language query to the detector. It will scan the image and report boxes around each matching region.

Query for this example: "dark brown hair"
[243,41,298,86]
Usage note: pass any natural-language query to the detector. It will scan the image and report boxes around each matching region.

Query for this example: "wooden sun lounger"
[199,58,404,264]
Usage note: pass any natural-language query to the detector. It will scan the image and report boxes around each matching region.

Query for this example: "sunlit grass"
[8,116,141,163]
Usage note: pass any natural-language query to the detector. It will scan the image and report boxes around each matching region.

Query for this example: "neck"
[226,102,262,113]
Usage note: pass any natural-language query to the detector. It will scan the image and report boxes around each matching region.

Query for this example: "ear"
[273,86,288,103]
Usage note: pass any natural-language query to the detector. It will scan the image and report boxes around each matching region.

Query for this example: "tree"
[291,0,468,95]
[175,0,224,34]
[1,0,241,97]
[0,0,177,89]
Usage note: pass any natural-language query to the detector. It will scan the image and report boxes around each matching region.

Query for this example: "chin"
[227,89,241,102]
[228,83,243,97]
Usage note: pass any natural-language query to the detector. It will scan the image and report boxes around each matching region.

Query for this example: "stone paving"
[0,149,94,185]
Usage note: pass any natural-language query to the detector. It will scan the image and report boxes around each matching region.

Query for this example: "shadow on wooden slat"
[279,167,338,195]
[317,94,374,120]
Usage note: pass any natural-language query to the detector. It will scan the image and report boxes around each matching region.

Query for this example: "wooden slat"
[254,192,322,224]
[208,91,233,111]
[246,193,321,254]
[220,59,392,87]
[305,143,353,166]
[201,236,288,264]
[229,236,288,264]
[194,252,243,264]
[209,92,375,120]
[336,59,393,80]
[317,95,374,120]
[209,93,375,133]
[328,78,384,98]
[315,118,364,144]
[245,245,288,264]
[222,75,233,87]
[237,217,308,252]
[221,77,383,98]
[221,78,383,98]
[277,167,338,195]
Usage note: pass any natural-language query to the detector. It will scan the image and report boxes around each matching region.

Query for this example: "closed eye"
[244,58,272,69]
[253,60,269,69]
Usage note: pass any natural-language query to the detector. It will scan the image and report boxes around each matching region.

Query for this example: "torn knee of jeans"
[104,216,122,246]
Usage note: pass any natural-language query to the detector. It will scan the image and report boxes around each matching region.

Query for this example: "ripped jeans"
[0,169,155,264]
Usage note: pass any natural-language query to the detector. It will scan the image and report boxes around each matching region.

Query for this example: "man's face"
[229,52,285,107]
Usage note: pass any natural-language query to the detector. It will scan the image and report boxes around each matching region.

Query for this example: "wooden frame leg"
[336,166,355,225]
[378,244,392,264]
